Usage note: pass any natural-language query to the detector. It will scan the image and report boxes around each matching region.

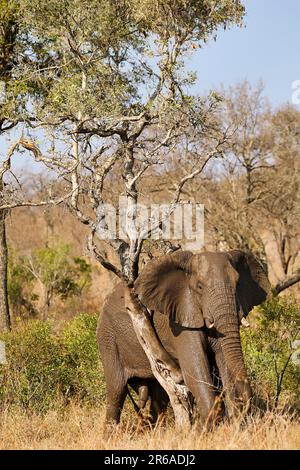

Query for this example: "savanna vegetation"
[0,0,300,449]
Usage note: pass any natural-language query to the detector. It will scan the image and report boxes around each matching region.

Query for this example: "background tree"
[8,244,91,320]
[0,0,60,330]
[182,81,300,296]
[0,0,21,331]
[7,253,37,319]
[199,81,274,253]
[24,244,91,320]
[260,106,300,291]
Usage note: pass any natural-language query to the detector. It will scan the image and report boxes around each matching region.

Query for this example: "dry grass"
[0,404,299,450]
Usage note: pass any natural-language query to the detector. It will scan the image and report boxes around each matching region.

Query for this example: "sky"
[189,0,300,107]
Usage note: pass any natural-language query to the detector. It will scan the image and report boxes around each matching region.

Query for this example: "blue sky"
[188,0,300,107]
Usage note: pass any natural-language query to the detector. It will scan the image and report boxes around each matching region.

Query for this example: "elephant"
[97,249,270,431]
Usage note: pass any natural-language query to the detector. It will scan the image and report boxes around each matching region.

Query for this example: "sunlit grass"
[0,403,299,450]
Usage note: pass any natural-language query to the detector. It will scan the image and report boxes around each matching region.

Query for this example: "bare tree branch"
[274,270,300,295]
[87,229,124,280]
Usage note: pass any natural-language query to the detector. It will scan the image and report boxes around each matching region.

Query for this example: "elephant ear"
[134,251,204,328]
[226,250,271,317]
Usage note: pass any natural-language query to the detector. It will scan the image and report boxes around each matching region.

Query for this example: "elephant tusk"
[241,317,250,328]
[205,316,214,329]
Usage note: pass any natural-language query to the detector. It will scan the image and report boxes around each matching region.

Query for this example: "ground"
[0,405,299,450]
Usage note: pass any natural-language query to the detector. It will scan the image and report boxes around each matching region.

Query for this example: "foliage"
[59,314,105,402]
[28,244,91,299]
[17,0,245,122]
[7,254,37,318]
[0,0,21,121]
[18,0,143,120]
[0,314,105,412]
[0,0,18,75]
[242,295,300,407]
[131,0,245,39]
[0,0,50,122]
[8,243,92,317]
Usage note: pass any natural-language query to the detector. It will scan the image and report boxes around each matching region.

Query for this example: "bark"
[123,140,139,283]
[124,288,192,430]
[274,271,300,295]
[41,285,51,321]
[258,228,300,294]
[0,209,11,331]
[259,228,286,285]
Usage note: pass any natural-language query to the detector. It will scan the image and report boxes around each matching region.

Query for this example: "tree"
[0,0,20,331]
[11,0,245,428]
[201,81,274,254]
[7,252,37,319]
[8,244,91,320]
[186,81,300,296]
[242,295,300,407]
[262,106,300,293]
[0,0,59,330]
[23,244,91,319]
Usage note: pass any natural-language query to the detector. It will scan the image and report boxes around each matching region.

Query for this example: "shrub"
[7,254,38,318]
[59,314,106,403]
[242,295,300,408]
[0,314,105,413]
[8,244,92,319]
[0,321,62,411]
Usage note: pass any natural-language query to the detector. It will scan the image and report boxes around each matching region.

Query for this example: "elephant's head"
[134,250,270,414]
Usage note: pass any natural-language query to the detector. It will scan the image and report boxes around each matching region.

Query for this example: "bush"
[7,244,92,319]
[0,314,105,412]
[59,314,106,403]
[242,295,300,408]
[7,254,38,318]
[3,296,299,414]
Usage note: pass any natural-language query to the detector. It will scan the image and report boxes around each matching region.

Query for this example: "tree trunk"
[0,209,11,331]
[124,288,192,430]
[40,283,51,321]
[259,228,286,285]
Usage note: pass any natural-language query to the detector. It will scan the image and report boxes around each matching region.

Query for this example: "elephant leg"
[207,339,224,394]
[138,383,149,410]
[101,345,128,435]
[127,378,150,411]
[175,330,221,429]
[105,381,127,428]
[207,342,226,420]
[149,380,169,425]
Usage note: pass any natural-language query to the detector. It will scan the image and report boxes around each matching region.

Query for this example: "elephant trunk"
[206,285,252,415]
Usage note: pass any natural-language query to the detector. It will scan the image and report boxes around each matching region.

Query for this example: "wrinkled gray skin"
[97,250,270,430]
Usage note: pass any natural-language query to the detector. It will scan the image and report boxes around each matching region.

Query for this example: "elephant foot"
[192,395,223,432]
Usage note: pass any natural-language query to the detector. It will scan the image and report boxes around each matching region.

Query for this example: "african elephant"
[97,250,270,431]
